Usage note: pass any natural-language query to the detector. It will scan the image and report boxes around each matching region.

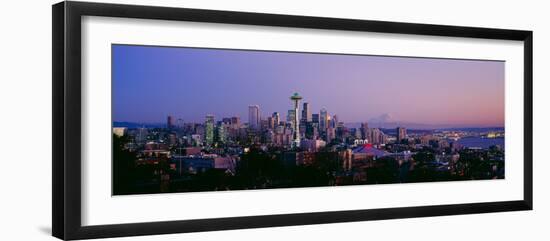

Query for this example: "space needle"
[290,92,302,148]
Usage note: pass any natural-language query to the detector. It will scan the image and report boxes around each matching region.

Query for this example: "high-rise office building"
[231,116,240,128]
[320,108,328,133]
[396,127,407,143]
[205,115,215,146]
[272,112,280,127]
[301,102,311,124]
[215,123,226,144]
[248,105,260,129]
[331,115,339,128]
[311,113,319,124]
[267,117,275,129]
[360,122,369,140]
[290,93,303,147]
[176,118,184,128]
[260,119,269,130]
[326,126,336,143]
[167,115,175,129]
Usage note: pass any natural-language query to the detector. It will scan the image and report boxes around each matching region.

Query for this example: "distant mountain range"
[113,121,165,128]
[343,113,504,130]
[345,121,503,130]
[115,121,503,132]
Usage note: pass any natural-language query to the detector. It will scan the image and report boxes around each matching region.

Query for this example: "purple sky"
[112,44,504,127]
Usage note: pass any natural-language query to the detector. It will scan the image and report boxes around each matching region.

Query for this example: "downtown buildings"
[118,92,411,155]
[248,105,260,130]
[177,93,392,149]
[135,93,395,151]
[113,92,504,194]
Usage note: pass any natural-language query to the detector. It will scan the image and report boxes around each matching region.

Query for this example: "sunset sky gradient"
[112,44,505,127]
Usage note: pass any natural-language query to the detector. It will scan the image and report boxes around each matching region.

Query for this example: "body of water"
[455,137,505,149]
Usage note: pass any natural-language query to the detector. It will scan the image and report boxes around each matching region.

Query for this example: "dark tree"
[112,134,137,195]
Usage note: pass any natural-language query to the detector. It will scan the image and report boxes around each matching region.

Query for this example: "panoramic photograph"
[111,44,505,195]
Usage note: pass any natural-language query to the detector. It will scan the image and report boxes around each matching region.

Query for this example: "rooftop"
[352,144,388,158]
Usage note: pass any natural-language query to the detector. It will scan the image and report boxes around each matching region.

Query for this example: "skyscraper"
[290,92,303,148]
[176,118,184,128]
[311,113,319,124]
[205,115,215,146]
[231,116,240,128]
[396,127,407,143]
[326,126,335,143]
[331,115,339,128]
[320,108,328,133]
[248,105,260,129]
[272,112,280,127]
[360,122,369,140]
[267,116,275,129]
[167,115,175,129]
[215,123,226,144]
[301,102,311,124]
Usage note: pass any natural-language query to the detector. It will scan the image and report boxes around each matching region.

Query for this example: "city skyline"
[112,44,506,195]
[113,44,505,127]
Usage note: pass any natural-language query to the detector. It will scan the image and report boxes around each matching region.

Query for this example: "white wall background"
[0,0,547,240]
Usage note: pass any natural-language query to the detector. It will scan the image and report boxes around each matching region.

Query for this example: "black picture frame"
[52,1,533,240]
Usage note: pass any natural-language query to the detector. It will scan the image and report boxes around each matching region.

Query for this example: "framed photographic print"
[52,1,533,240]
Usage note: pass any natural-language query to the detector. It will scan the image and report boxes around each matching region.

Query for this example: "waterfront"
[456,136,505,149]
